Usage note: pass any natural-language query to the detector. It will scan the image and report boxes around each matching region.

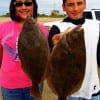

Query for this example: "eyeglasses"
[14,1,33,7]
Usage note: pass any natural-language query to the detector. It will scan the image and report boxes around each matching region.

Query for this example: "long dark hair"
[9,0,38,22]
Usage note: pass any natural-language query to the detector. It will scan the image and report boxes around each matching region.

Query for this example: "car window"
[83,11,93,19]
[95,11,100,21]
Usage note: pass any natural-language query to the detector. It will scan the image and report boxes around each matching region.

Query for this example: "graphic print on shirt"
[15,36,20,61]
[2,31,20,61]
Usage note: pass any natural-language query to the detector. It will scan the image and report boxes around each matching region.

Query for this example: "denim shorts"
[66,95,100,100]
[1,87,34,100]
[1,83,43,100]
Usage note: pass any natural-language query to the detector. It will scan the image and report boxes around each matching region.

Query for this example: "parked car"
[84,9,100,21]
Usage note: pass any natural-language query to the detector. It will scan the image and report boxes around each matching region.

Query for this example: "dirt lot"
[0,16,63,23]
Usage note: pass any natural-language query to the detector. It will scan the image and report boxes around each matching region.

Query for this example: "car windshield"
[95,11,100,21]
[83,11,93,19]
[83,10,100,21]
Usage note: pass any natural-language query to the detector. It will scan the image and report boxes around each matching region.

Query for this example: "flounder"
[47,26,86,100]
[18,17,50,100]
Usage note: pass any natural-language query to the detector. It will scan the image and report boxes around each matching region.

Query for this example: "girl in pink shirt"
[0,0,48,100]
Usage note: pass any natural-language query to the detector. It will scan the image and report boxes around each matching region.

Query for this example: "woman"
[0,0,48,100]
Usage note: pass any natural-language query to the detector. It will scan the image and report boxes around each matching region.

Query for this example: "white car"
[84,9,100,21]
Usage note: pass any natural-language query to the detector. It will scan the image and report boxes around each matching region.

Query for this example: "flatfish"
[47,26,86,100]
[18,17,50,100]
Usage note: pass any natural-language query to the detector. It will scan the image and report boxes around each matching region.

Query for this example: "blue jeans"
[1,87,34,100]
[1,83,43,100]
[66,95,100,100]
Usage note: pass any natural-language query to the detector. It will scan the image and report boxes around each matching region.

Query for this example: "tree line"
[0,12,66,17]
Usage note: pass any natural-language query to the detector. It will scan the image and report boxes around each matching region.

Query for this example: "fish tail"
[30,85,42,100]
[58,95,66,100]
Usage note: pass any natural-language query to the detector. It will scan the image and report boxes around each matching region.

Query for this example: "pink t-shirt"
[0,20,48,89]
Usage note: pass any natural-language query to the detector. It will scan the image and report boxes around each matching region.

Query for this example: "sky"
[0,0,100,15]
